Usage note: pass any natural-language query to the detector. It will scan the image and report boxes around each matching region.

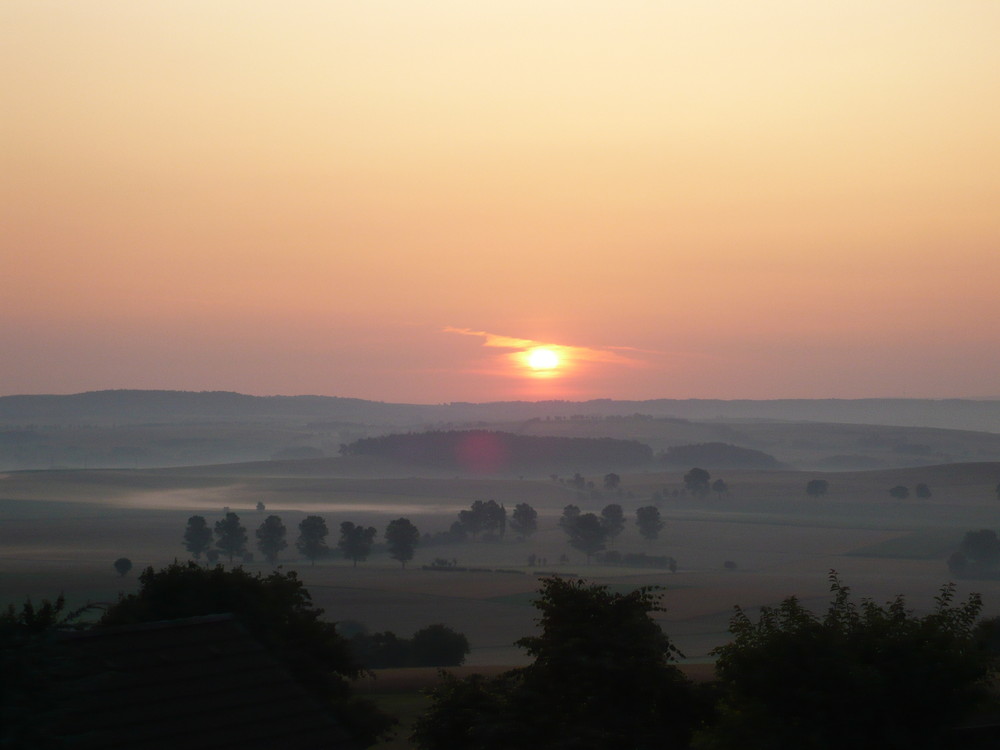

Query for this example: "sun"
[527,347,560,371]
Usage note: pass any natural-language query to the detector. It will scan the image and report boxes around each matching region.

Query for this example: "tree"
[338,522,377,567]
[698,572,996,750]
[562,512,608,562]
[409,623,470,667]
[183,515,213,560]
[481,500,507,540]
[457,500,486,540]
[915,482,932,498]
[684,467,711,497]
[255,515,288,565]
[600,503,625,545]
[385,517,419,568]
[508,502,538,540]
[98,562,391,746]
[412,578,697,750]
[558,503,581,532]
[636,505,664,541]
[214,512,247,562]
[297,515,329,565]
[603,472,621,491]
[958,529,1000,571]
[889,485,910,499]
[712,478,729,498]
[806,478,829,497]
[113,557,132,577]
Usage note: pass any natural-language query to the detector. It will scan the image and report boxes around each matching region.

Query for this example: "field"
[5,461,1000,663]
[5,458,1000,746]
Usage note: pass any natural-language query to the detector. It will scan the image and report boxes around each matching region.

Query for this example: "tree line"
[183,512,420,568]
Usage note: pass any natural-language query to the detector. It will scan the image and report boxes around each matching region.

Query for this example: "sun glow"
[527,348,560,371]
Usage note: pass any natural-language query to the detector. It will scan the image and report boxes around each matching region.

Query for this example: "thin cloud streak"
[444,327,652,367]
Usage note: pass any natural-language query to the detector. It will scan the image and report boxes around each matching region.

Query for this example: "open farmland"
[4,459,1000,665]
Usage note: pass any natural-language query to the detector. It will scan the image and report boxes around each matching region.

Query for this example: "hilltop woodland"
[340,431,653,473]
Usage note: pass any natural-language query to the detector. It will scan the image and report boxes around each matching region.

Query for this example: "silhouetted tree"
[684,467,711,497]
[563,512,608,562]
[915,483,932,498]
[603,472,621,491]
[255,515,288,565]
[113,557,132,577]
[255,501,265,512]
[385,517,419,568]
[214,512,247,562]
[600,503,625,545]
[559,503,581,532]
[409,624,470,667]
[481,500,507,540]
[712,479,729,498]
[570,472,587,490]
[183,515,213,560]
[98,562,391,745]
[636,505,664,541]
[509,502,538,539]
[338,522,377,567]
[412,578,697,750]
[806,478,829,497]
[961,529,1000,567]
[458,500,487,540]
[297,515,329,565]
[889,485,910,499]
[699,573,994,750]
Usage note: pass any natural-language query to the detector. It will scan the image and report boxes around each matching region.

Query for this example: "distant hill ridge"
[1,390,999,433]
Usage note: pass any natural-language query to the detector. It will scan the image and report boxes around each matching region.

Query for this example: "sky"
[3,1,999,403]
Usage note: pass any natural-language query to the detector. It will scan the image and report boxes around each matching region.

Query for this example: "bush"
[695,572,996,749]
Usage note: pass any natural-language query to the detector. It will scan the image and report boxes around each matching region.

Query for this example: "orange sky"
[3,1,999,402]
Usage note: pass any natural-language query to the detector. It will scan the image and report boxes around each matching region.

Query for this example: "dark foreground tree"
[98,562,391,746]
[915,482,932,498]
[409,624,470,667]
[412,578,698,750]
[339,521,377,567]
[385,517,419,568]
[113,557,132,577]
[636,505,664,541]
[508,502,538,540]
[214,512,247,562]
[695,572,996,750]
[183,515,213,560]
[297,515,329,565]
[889,484,910,499]
[255,515,288,565]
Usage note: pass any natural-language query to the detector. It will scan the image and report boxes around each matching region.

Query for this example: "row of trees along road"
[184,513,421,567]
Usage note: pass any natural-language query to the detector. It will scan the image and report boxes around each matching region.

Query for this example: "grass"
[844,529,965,560]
